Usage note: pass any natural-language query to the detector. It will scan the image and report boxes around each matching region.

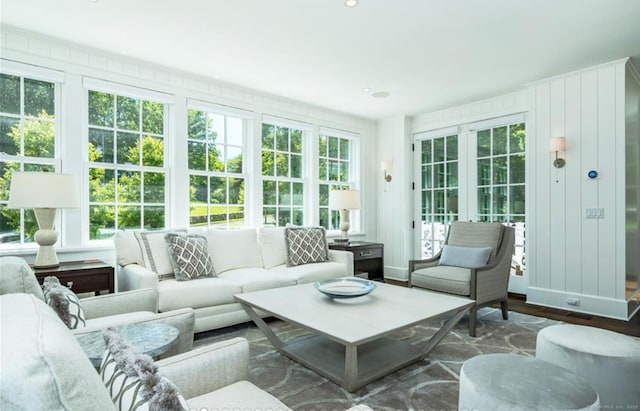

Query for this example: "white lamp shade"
[329,189,361,210]
[8,172,80,209]
[380,160,393,172]
[550,137,566,152]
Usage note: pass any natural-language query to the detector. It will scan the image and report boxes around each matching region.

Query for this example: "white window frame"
[83,78,173,245]
[186,99,251,228]
[0,61,63,250]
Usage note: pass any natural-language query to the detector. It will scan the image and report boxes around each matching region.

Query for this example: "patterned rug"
[193,307,559,411]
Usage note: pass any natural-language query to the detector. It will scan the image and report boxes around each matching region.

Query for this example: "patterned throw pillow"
[165,233,215,281]
[100,327,188,411]
[284,226,329,267]
[42,276,86,329]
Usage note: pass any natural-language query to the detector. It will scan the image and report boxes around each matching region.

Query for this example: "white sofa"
[115,227,354,333]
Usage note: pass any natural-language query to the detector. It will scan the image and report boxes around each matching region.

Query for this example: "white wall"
[526,58,632,320]
[0,26,378,270]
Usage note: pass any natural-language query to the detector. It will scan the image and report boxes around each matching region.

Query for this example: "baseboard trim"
[527,287,629,320]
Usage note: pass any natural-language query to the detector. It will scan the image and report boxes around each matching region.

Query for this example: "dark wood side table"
[328,241,384,281]
[32,260,115,295]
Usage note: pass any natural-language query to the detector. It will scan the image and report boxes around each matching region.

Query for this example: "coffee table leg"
[239,303,284,349]
[345,345,358,390]
[417,305,471,354]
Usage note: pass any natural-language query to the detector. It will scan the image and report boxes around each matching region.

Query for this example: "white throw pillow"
[438,245,492,269]
[205,228,263,274]
[134,230,186,280]
[258,227,286,268]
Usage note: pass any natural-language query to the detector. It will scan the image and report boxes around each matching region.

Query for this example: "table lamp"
[8,172,80,268]
[329,189,360,244]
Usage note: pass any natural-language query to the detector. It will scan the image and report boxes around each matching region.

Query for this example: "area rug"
[193,308,559,411]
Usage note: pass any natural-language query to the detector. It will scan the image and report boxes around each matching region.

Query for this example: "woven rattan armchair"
[409,221,515,337]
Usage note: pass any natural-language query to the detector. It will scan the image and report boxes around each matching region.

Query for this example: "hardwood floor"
[384,279,640,337]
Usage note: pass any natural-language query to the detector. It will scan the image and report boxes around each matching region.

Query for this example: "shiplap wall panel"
[597,67,618,298]
[549,79,567,291]
[580,70,600,297]
[565,74,583,293]
[615,64,629,300]
[535,83,552,289]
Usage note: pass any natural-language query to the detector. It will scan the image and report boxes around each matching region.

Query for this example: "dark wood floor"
[506,293,640,337]
[385,279,640,337]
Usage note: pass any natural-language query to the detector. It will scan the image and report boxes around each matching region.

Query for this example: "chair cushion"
[0,256,45,300]
[284,226,329,267]
[411,265,471,296]
[42,276,87,329]
[84,311,156,329]
[447,221,503,258]
[205,228,263,274]
[186,381,290,410]
[165,233,215,281]
[438,245,492,269]
[1,293,115,410]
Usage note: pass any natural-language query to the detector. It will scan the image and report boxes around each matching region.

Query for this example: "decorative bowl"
[313,278,376,299]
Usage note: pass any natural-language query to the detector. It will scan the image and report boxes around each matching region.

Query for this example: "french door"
[414,117,527,293]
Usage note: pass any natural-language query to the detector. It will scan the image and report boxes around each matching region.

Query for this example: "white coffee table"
[235,281,473,391]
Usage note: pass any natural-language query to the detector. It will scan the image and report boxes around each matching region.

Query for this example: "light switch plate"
[585,208,604,219]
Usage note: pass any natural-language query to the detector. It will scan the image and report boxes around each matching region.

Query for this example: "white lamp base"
[33,208,60,268]
[337,209,351,244]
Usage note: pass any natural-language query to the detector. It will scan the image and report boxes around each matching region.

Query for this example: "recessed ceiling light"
[344,0,358,7]
[362,87,371,93]
[372,91,390,98]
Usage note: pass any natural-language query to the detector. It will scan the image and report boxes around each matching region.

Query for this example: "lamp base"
[33,208,60,268]
[333,238,350,245]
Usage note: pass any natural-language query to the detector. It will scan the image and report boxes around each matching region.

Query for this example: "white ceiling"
[2,0,640,120]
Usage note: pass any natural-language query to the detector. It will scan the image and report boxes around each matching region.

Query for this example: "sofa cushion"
[205,228,263,274]
[0,293,115,410]
[218,268,296,293]
[438,245,492,269]
[158,277,242,312]
[258,227,286,269]
[269,261,348,284]
[284,226,329,267]
[187,380,290,411]
[114,231,144,267]
[0,256,45,300]
[411,265,471,296]
[100,327,187,411]
[165,233,215,281]
[135,229,186,280]
[43,276,87,329]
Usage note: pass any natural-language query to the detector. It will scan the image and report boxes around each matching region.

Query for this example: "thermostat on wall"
[586,170,599,180]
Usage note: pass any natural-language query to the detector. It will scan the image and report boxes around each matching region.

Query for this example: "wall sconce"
[381,160,393,182]
[550,137,566,168]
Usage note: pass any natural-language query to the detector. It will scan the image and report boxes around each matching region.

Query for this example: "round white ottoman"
[536,324,640,409]
[459,353,599,411]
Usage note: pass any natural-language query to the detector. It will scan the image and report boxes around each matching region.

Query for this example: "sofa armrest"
[156,337,250,400]
[79,288,158,319]
[328,249,354,276]
[117,263,159,292]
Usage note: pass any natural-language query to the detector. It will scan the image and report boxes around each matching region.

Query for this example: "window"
[419,134,459,258]
[188,107,246,228]
[261,122,305,226]
[318,131,356,230]
[87,88,168,240]
[476,122,526,273]
[0,71,58,247]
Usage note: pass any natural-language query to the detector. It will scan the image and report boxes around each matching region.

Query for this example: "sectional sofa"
[115,227,354,333]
